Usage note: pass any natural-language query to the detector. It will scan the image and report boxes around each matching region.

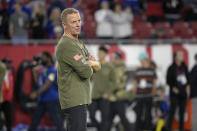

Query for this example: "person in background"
[111,4,133,39]
[0,58,14,131]
[0,1,10,39]
[107,51,133,131]
[9,2,29,45]
[166,50,190,131]
[124,0,140,14]
[133,52,157,131]
[30,3,45,39]
[190,53,197,131]
[163,0,183,24]
[95,1,113,39]
[153,88,169,131]
[45,7,61,39]
[8,0,32,17]
[185,1,197,21]
[47,0,66,17]
[147,27,168,45]
[89,46,116,131]
[28,51,64,131]
[54,25,63,39]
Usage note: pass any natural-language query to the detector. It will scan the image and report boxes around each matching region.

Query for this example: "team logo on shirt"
[74,53,83,61]
[48,73,55,81]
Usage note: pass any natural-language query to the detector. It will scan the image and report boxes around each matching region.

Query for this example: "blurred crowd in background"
[0,0,197,45]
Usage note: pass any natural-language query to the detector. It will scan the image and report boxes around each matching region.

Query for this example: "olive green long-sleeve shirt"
[56,36,93,109]
[92,62,116,99]
[0,62,6,103]
[110,61,133,101]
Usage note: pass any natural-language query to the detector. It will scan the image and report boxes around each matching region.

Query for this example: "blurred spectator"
[89,46,116,131]
[111,4,133,39]
[124,0,140,14]
[8,0,32,17]
[153,88,169,131]
[28,52,64,131]
[190,53,197,131]
[95,1,113,39]
[54,25,63,39]
[146,0,164,23]
[45,7,61,39]
[185,2,197,21]
[0,58,14,131]
[0,2,10,39]
[9,3,29,45]
[98,0,120,10]
[27,0,46,10]
[147,27,168,45]
[30,3,45,39]
[47,0,66,17]
[166,50,190,131]
[108,51,132,131]
[133,52,157,131]
[163,0,183,24]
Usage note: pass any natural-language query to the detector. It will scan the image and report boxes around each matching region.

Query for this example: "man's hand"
[88,60,100,72]
[173,87,179,94]
[30,92,38,99]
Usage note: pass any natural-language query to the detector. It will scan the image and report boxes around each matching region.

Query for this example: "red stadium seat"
[132,22,154,39]
[172,22,193,38]
[190,22,197,38]
[154,22,170,29]
[83,21,97,38]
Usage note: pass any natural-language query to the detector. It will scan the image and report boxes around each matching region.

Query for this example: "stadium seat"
[190,22,197,38]
[172,22,193,38]
[83,21,97,38]
[132,22,154,39]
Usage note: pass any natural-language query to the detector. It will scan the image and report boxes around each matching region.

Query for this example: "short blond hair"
[61,8,79,22]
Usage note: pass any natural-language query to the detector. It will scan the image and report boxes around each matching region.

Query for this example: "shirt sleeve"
[47,69,56,82]
[59,45,93,79]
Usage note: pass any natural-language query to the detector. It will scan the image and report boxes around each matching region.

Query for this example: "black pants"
[63,104,87,131]
[0,101,12,131]
[167,97,186,131]
[88,98,110,131]
[28,100,64,131]
[135,97,153,131]
[108,100,132,131]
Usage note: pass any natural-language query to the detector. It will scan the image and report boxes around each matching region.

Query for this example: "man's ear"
[62,22,66,29]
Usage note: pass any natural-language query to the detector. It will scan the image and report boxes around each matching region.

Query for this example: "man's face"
[98,50,107,60]
[62,13,81,36]
[41,54,48,66]
[140,59,149,67]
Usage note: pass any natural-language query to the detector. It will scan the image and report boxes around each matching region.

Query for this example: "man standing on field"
[56,8,100,131]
